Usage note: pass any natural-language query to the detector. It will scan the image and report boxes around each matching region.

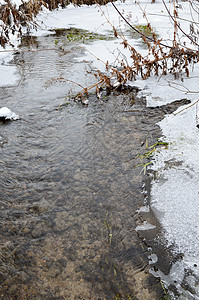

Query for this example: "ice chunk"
[148,253,158,264]
[135,221,156,231]
[136,205,150,213]
[0,107,19,120]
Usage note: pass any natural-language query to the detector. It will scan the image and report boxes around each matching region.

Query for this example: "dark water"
[0,32,189,299]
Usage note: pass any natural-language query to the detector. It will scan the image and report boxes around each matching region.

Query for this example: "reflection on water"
[0,33,187,299]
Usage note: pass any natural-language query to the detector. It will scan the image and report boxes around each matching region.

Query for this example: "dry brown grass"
[74,2,199,102]
[0,0,111,47]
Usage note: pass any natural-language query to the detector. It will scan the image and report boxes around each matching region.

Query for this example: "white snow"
[151,168,199,256]
[0,35,20,87]
[0,63,19,87]
[0,107,19,120]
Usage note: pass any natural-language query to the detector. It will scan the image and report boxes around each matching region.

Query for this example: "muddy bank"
[0,30,190,299]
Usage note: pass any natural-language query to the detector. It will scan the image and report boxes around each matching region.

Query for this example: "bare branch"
[162,0,199,48]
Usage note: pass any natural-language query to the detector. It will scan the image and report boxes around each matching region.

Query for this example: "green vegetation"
[128,24,157,39]
[135,140,169,174]
[161,280,171,300]
[134,24,154,36]
[53,27,113,45]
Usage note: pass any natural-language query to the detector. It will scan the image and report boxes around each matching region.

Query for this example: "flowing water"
[0,31,190,299]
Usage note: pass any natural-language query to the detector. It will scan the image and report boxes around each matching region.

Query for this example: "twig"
[162,0,199,48]
[49,77,86,90]
[166,79,199,94]
[111,2,173,49]
[174,98,199,115]
[196,101,199,128]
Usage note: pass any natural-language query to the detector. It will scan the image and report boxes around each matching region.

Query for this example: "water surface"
[0,32,187,299]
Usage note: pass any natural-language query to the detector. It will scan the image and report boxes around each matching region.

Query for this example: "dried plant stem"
[196,102,199,127]
[75,50,173,99]
[111,2,173,49]
[75,79,105,99]
[174,98,199,115]
[97,4,144,58]
[51,77,86,90]
[162,0,199,47]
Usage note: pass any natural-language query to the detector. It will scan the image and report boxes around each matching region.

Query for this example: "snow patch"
[0,64,19,87]
[0,107,19,120]
[151,167,199,257]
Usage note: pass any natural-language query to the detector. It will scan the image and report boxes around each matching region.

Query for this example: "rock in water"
[0,107,19,120]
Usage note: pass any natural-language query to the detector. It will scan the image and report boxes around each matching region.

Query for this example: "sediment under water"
[0,32,190,299]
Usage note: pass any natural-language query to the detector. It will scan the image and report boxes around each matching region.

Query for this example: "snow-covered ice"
[0,64,19,87]
[0,107,19,120]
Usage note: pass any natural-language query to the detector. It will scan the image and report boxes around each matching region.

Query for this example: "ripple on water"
[0,32,188,299]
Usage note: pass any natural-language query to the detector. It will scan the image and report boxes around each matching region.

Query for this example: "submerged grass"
[54,27,113,46]
[161,280,171,300]
[135,140,168,174]
[127,24,157,39]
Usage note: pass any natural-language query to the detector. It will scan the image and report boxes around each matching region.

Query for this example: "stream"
[0,30,190,299]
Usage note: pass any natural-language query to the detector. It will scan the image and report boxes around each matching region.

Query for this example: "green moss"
[129,24,157,38]
[53,27,113,45]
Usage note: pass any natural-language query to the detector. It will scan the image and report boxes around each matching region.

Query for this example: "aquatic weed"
[135,140,169,174]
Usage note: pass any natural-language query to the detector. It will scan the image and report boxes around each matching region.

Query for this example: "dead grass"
[0,0,112,47]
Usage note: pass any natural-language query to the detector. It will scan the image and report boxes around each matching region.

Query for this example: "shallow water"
[0,32,189,299]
